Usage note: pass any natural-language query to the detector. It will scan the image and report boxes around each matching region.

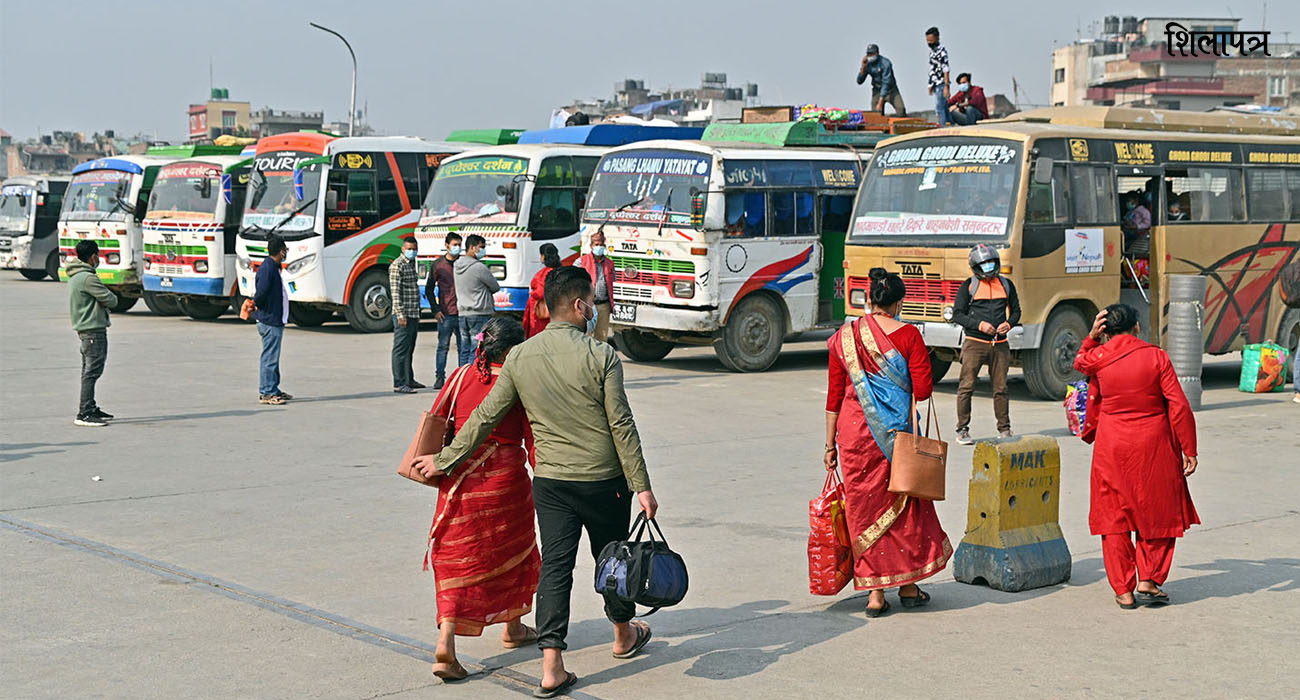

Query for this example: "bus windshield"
[585,149,712,225]
[421,155,528,226]
[243,151,322,235]
[148,164,222,220]
[0,187,33,231]
[62,170,133,222]
[851,137,1021,244]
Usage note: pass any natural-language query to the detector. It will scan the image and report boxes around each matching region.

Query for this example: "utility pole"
[310,22,357,137]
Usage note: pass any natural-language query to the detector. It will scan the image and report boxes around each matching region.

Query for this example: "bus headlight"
[237,255,252,270]
[671,280,695,299]
[194,260,209,273]
[143,258,152,270]
[943,305,954,321]
[849,289,866,308]
[286,253,316,274]
[105,252,120,265]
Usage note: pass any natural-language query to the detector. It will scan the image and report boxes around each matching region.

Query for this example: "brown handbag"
[888,399,948,501]
[397,366,469,487]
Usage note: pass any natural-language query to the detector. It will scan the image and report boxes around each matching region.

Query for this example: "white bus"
[0,175,69,280]
[58,153,182,312]
[141,146,254,319]
[413,125,703,312]
[591,122,884,371]
[235,133,471,331]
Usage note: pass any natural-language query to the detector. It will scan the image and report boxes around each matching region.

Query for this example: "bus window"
[537,157,575,187]
[820,194,854,232]
[328,170,378,213]
[572,157,599,188]
[394,153,424,206]
[225,181,247,249]
[1166,168,1244,222]
[1246,169,1288,221]
[529,188,577,239]
[1026,163,1069,224]
[377,163,402,217]
[1289,170,1300,222]
[771,191,815,236]
[1069,165,1115,224]
[724,192,766,238]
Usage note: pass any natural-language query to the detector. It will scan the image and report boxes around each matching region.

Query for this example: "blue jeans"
[934,89,950,125]
[949,107,980,125]
[1294,345,1299,393]
[256,322,283,396]
[436,314,458,380]
[458,315,490,365]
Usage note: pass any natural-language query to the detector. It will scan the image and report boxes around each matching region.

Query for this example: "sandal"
[612,622,652,659]
[533,671,578,698]
[899,586,931,609]
[502,624,539,649]
[431,658,469,682]
[1136,587,1171,607]
[1115,595,1138,610]
[865,600,891,618]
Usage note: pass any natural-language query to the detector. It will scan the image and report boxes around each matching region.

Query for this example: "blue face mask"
[474,249,486,260]
[956,83,969,93]
[980,261,997,274]
[448,245,463,257]
[592,245,607,258]
[581,300,598,335]
[403,249,416,260]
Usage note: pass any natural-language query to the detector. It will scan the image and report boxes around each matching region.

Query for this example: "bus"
[0,175,69,280]
[235,133,472,331]
[140,145,254,319]
[592,121,883,371]
[57,152,183,311]
[844,106,1300,399]
[413,124,702,313]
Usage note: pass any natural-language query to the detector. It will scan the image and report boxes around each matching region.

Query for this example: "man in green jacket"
[67,240,118,427]
[426,266,658,697]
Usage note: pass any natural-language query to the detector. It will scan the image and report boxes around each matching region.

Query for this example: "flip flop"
[533,671,578,698]
[865,600,891,618]
[612,622,652,659]
[1136,590,1171,607]
[1115,595,1138,610]
[502,624,539,649]
[899,587,931,609]
[431,659,469,682]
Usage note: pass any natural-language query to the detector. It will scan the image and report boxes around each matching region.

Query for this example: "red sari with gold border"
[827,315,952,590]
[426,365,541,635]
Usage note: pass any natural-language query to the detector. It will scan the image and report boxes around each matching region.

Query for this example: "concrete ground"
[1,274,1297,700]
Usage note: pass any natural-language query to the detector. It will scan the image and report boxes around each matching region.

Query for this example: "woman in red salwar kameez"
[411,316,541,680]
[825,268,952,617]
[1075,303,1199,609]
[522,244,561,338]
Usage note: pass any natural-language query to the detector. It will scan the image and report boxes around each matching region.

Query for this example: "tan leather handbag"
[398,366,469,487]
[888,399,948,501]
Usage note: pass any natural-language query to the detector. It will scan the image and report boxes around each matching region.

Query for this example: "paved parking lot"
[2,275,1297,699]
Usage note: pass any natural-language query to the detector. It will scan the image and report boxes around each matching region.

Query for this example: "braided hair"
[474,316,527,383]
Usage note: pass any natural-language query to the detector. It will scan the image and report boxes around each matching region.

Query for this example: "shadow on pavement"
[1171,557,1300,602]
[0,441,96,462]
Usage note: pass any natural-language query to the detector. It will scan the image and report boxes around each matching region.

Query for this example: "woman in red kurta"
[825,268,952,617]
[411,317,541,680]
[522,244,561,338]
[1074,303,1199,609]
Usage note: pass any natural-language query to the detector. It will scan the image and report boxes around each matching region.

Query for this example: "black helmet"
[969,244,1000,280]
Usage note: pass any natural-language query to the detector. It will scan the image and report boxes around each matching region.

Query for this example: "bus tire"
[46,250,61,281]
[20,268,47,281]
[179,296,230,320]
[142,291,183,316]
[613,329,673,362]
[716,294,785,372]
[109,295,138,313]
[345,268,392,333]
[289,302,334,327]
[929,351,952,383]
[1022,305,1088,400]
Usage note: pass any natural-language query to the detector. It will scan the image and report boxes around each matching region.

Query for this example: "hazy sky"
[1,0,1295,142]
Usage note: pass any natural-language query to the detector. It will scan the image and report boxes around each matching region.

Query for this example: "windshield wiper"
[655,188,675,236]
[92,198,133,226]
[267,198,318,237]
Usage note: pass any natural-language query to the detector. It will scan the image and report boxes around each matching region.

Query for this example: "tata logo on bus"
[336,153,374,169]
[1112,142,1156,165]
[900,263,924,276]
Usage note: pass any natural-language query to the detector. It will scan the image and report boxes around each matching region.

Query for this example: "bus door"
[817,190,855,323]
[1115,166,1163,338]
[323,152,395,248]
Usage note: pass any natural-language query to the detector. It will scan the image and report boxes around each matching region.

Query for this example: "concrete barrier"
[953,435,1071,591]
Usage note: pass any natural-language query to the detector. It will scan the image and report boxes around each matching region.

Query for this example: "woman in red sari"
[1075,303,1199,609]
[825,268,952,617]
[522,243,561,338]
[411,316,541,680]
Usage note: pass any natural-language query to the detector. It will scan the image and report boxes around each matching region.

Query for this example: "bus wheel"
[142,291,183,316]
[19,269,47,281]
[289,302,334,327]
[929,351,952,383]
[613,329,673,362]
[179,297,230,320]
[1022,305,1088,400]
[109,295,139,313]
[344,269,391,333]
[46,250,61,281]
[716,295,785,372]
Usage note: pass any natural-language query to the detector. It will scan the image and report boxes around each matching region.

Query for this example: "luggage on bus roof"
[517,124,705,146]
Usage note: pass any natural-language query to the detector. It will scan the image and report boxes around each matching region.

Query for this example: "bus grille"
[609,255,694,275]
[613,284,653,301]
[899,276,962,321]
[152,263,189,275]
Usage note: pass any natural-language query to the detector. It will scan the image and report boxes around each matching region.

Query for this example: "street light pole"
[309,22,356,137]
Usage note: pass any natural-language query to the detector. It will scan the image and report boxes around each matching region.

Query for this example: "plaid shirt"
[389,255,420,319]
[928,44,950,88]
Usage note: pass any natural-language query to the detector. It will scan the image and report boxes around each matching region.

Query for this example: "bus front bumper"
[0,236,31,268]
[907,321,1041,351]
[143,274,226,297]
[610,304,720,336]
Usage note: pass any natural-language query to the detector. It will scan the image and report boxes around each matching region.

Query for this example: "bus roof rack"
[994,106,1299,136]
[146,144,248,158]
[702,121,893,148]
[447,129,525,146]
[517,124,705,146]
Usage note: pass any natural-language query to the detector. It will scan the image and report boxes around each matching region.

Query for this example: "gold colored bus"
[844,106,1300,399]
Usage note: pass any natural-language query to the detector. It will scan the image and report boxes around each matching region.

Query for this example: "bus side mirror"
[1033,157,1055,185]
[198,178,212,199]
[325,189,339,211]
[17,195,27,208]
[690,191,705,230]
[498,183,520,213]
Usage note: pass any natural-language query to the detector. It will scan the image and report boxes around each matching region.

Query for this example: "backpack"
[594,514,689,616]
[967,274,1009,298]
[1279,261,1300,308]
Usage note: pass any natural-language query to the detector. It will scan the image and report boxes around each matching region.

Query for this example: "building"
[556,73,760,126]
[20,131,122,174]
[1051,16,1300,111]
[188,89,252,142]
[251,108,325,137]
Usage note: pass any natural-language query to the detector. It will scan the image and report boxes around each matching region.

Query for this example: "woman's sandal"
[432,658,469,682]
[865,600,891,618]
[502,624,539,649]
[899,587,931,609]
[1115,595,1138,610]
[1136,588,1171,607]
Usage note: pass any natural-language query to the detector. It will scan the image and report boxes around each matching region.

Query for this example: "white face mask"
[592,245,607,258]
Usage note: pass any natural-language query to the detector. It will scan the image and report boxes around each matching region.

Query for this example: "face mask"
[403,249,416,260]
[980,261,997,274]
[474,249,486,260]
[928,41,939,49]
[448,245,462,256]
[580,300,598,335]
[868,55,879,64]
[592,245,607,257]
[956,83,968,92]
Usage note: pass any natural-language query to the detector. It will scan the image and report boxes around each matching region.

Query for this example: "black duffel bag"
[594,513,688,616]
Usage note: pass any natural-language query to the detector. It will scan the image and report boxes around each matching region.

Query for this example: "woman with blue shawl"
[824,268,952,617]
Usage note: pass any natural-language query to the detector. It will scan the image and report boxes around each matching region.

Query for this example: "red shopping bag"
[808,469,852,595]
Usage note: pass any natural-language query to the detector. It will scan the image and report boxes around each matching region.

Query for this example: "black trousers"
[391,315,418,388]
[533,476,634,651]
[78,330,107,416]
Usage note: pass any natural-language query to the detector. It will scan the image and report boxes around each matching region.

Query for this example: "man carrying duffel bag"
[595,514,689,617]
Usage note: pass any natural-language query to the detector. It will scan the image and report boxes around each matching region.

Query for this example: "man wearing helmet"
[951,244,1021,444]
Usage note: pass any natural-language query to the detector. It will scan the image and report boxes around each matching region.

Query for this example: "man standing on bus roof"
[390,236,423,394]
[67,240,117,427]
[578,230,615,344]
[952,244,1021,444]
[427,232,463,390]
[857,44,906,116]
[253,237,291,406]
[925,27,951,126]
[454,233,499,361]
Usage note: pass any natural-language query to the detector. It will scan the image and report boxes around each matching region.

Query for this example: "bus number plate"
[160,277,173,287]
[612,303,637,323]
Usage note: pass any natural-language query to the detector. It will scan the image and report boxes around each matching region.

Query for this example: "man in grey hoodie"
[66,240,119,427]
[453,233,499,362]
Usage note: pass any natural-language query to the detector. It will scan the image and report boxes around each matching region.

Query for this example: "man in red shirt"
[577,230,615,343]
[947,73,988,126]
